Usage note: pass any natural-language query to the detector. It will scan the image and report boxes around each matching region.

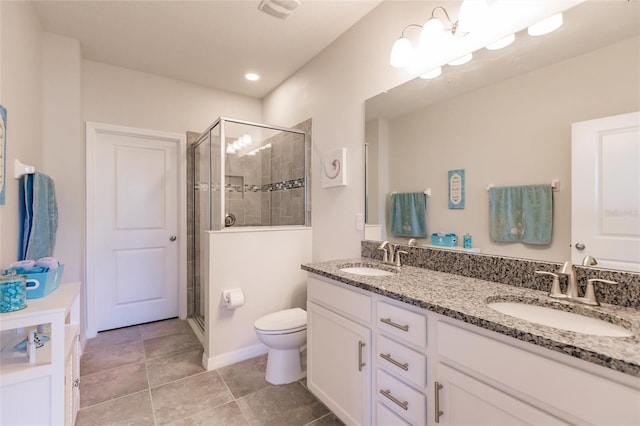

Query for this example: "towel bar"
[14,159,36,179]
[391,188,431,197]
[487,180,559,192]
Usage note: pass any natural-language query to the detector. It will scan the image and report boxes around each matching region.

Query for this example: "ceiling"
[366,0,640,120]
[32,0,382,99]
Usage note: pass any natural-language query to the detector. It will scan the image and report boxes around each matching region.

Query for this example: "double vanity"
[303,246,640,426]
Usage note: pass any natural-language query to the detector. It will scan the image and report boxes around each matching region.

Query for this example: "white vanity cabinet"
[434,319,640,426]
[307,275,372,426]
[306,272,640,426]
[0,282,81,426]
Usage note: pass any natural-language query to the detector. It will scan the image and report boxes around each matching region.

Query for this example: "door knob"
[575,242,586,251]
[169,235,177,242]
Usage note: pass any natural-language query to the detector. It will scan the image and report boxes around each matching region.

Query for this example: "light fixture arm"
[429,6,462,36]
[399,23,423,38]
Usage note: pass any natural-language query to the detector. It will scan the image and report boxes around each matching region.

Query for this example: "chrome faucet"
[377,241,408,267]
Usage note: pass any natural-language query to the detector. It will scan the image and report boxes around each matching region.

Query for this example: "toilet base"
[265,347,306,385]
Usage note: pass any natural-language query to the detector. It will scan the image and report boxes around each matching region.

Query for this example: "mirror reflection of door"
[572,112,640,272]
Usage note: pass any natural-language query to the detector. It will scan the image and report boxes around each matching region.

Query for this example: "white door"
[87,123,183,333]
[572,112,640,272]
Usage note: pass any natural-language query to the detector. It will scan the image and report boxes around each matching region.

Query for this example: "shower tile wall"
[225,118,312,226]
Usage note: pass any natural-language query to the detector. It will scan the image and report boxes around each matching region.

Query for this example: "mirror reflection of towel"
[489,184,552,245]
[390,192,427,238]
[20,172,58,260]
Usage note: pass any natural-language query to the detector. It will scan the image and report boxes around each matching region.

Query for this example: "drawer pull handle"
[435,381,444,423]
[358,341,366,372]
[380,389,409,411]
[380,317,409,332]
[380,352,409,371]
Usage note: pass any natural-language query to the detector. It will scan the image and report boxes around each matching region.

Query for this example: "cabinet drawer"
[377,369,425,425]
[308,275,371,323]
[376,401,411,426]
[377,301,427,347]
[377,334,427,388]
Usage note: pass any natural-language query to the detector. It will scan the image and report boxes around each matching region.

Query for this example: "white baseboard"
[203,343,268,371]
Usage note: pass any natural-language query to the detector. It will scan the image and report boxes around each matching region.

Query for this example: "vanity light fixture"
[420,67,442,80]
[485,33,515,50]
[390,1,486,69]
[528,13,563,36]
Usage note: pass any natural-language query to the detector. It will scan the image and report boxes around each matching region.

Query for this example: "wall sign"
[448,169,465,209]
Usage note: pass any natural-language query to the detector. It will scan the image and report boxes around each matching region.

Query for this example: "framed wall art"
[448,169,465,209]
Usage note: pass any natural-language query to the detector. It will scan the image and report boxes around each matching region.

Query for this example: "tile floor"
[77,318,344,426]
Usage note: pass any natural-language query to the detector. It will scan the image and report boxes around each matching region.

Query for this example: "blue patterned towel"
[489,184,553,245]
[390,192,428,238]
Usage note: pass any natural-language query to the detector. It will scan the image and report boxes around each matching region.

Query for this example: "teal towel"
[489,184,553,245]
[22,172,58,260]
[390,192,427,238]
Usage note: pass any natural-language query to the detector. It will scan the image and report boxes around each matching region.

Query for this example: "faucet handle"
[582,278,618,306]
[582,255,598,266]
[395,250,408,267]
[535,271,565,299]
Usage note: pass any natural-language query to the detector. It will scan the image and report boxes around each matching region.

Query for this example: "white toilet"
[254,307,307,385]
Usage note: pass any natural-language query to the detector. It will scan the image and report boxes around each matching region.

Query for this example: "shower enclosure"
[188,118,309,330]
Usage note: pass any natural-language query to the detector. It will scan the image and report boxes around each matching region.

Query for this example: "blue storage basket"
[24,265,64,299]
[431,233,458,247]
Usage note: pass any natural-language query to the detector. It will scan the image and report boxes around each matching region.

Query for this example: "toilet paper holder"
[222,288,245,309]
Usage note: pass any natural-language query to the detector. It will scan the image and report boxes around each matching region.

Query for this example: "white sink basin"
[340,266,396,277]
[487,302,633,337]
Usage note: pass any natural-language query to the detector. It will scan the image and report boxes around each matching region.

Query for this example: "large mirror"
[364,0,639,266]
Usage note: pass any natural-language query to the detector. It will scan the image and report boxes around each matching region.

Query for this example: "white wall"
[203,227,312,369]
[262,1,579,261]
[43,34,83,283]
[83,60,262,135]
[385,37,640,262]
[0,1,44,267]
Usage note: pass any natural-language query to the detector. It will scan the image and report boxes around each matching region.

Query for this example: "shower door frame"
[190,117,309,329]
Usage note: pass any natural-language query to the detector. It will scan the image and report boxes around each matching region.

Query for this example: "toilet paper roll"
[223,289,245,309]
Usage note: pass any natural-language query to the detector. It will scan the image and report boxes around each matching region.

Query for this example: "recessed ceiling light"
[245,73,260,81]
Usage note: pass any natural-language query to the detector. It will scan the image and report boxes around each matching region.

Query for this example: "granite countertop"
[302,258,640,377]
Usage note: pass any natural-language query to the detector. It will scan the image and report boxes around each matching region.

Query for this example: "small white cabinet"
[0,282,81,426]
[307,276,372,426]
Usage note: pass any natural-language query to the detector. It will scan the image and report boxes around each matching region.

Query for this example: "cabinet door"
[308,301,371,426]
[435,363,566,426]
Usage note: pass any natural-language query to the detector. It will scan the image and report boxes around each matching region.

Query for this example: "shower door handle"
[169,235,177,242]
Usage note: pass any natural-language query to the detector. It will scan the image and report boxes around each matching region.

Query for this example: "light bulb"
[456,0,488,34]
[242,134,253,146]
[419,18,445,50]
[390,37,413,68]
[486,33,515,50]
[528,13,563,36]
[448,53,472,66]
[245,73,260,81]
[420,67,442,80]
[226,145,236,154]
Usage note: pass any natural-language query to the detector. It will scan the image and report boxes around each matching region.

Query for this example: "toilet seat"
[255,308,307,335]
